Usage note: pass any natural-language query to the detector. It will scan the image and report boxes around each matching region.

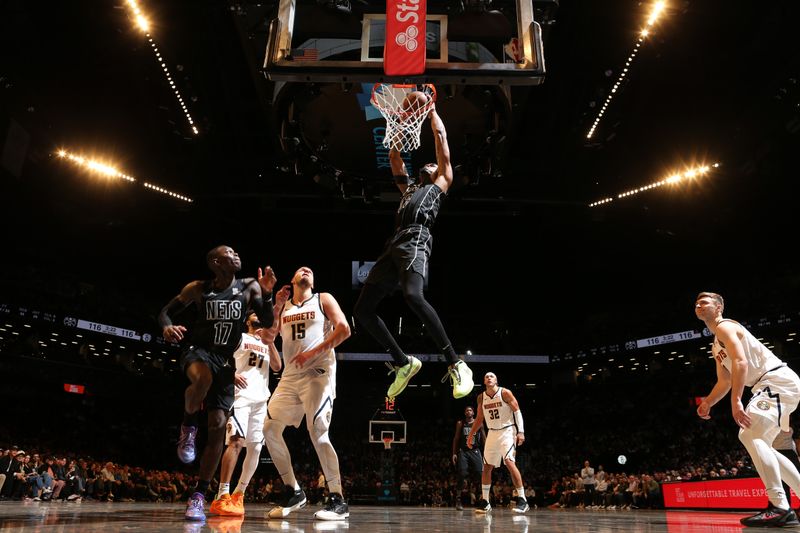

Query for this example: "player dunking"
[263,267,351,521]
[467,372,529,514]
[695,291,800,527]
[208,312,282,517]
[353,107,474,400]
[159,246,276,521]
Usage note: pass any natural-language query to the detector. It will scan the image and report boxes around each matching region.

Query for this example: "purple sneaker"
[185,492,206,521]
[177,425,197,464]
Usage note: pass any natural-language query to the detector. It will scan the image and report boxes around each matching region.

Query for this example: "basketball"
[401,90,430,111]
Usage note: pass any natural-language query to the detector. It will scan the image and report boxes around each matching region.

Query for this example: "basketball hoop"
[382,436,394,450]
[371,83,436,152]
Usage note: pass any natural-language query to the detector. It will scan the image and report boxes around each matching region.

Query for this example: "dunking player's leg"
[354,282,421,398]
[354,282,407,364]
[399,271,473,398]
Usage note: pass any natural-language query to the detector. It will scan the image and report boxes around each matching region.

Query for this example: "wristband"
[513,410,524,434]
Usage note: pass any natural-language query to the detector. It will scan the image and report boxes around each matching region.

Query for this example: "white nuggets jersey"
[712,319,784,387]
[280,293,336,380]
[232,333,272,405]
[482,387,515,431]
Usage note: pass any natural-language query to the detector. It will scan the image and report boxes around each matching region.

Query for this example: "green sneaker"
[386,356,422,398]
[448,360,474,399]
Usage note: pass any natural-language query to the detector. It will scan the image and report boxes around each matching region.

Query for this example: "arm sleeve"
[513,409,524,434]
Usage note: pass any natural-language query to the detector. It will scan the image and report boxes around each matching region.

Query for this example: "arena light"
[55,148,193,203]
[124,0,198,136]
[56,150,135,182]
[586,1,668,140]
[144,182,193,203]
[125,0,150,32]
[589,162,719,207]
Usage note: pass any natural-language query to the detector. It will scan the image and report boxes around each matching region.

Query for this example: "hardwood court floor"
[0,501,757,532]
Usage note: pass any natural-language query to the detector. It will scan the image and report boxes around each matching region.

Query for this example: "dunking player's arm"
[389,148,409,194]
[388,106,453,194]
[428,108,453,193]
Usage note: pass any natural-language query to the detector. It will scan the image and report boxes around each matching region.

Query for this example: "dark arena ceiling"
[1,0,799,351]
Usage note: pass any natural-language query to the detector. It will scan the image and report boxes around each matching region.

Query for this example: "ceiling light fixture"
[589,162,719,207]
[124,0,199,136]
[586,1,667,140]
[55,148,193,203]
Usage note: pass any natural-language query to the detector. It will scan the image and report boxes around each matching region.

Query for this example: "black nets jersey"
[460,420,483,451]
[189,279,249,356]
[394,183,445,233]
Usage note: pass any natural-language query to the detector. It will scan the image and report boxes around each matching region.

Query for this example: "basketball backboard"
[263,0,548,85]
[369,406,407,445]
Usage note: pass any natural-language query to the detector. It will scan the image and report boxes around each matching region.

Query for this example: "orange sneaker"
[221,492,244,516]
[229,492,245,515]
[209,493,232,515]
[217,492,245,516]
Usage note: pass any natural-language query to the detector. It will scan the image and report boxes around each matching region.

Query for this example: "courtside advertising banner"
[385,0,427,76]
[662,477,800,509]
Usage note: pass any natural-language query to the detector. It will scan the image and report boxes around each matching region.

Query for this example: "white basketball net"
[371,84,436,152]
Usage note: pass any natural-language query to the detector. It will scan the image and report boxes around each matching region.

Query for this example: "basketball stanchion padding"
[384,0,427,76]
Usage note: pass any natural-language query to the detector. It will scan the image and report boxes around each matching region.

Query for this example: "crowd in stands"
[0,366,769,511]
[2,271,794,511]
